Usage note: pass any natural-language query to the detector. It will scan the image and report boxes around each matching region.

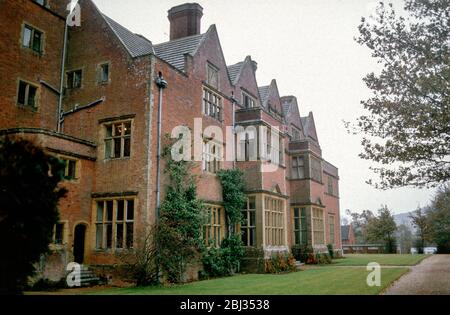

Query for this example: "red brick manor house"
[0,0,341,281]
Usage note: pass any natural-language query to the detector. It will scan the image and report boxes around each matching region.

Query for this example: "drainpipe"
[155,72,168,221]
[57,20,69,133]
[231,91,237,169]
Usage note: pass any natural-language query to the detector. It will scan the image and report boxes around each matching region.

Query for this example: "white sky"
[91,0,436,216]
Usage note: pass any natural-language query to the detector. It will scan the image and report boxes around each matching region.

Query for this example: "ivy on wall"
[202,169,247,278]
[155,137,205,283]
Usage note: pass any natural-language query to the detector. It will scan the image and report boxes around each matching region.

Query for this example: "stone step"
[67,265,101,287]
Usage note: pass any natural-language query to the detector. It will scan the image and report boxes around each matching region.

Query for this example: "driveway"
[384,254,450,295]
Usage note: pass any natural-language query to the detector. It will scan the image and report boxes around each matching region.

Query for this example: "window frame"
[98,62,111,84]
[94,199,135,251]
[66,69,83,89]
[21,23,44,54]
[203,205,224,248]
[206,63,219,90]
[104,120,132,160]
[242,91,256,109]
[328,213,335,245]
[241,196,257,247]
[312,208,325,246]
[202,140,222,174]
[291,156,305,179]
[202,87,222,121]
[17,79,38,109]
[293,207,308,246]
[264,196,285,247]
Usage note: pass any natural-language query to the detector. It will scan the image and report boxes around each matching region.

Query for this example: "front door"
[73,224,86,264]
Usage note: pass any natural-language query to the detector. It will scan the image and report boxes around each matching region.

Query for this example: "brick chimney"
[168,3,203,41]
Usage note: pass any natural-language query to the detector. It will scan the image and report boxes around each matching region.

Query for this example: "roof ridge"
[154,33,205,47]
[101,13,154,57]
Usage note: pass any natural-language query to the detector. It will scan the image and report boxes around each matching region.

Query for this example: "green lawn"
[332,254,427,266]
[89,266,408,295]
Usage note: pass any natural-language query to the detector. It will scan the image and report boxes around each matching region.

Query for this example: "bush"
[327,244,334,259]
[118,230,159,286]
[304,252,332,265]
[0,137,67,293]
[27,278,66,292]
[291,245,314,263]
[265,252,296,274]
[202,235,245,278]
[316,253,332,264]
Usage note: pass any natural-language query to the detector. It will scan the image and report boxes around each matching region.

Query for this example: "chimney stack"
[168,3,203,41]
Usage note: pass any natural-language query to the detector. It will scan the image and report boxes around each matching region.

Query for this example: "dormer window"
[207,64,219,89]
[242,92,256,108]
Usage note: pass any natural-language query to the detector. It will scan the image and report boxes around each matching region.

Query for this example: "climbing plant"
[202,169,247,278]
[154,137,205,283]
[217,169,247,231]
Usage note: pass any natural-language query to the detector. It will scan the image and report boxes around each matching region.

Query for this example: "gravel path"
[383,255,450,295]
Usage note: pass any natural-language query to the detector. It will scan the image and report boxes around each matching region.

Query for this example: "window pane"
[67,160,76,179]
[123,137,131,157]
[248,197,256,210]
[127,200,134,220]
[249,228,256,246]
[96,224,103,249]
[27,86,37,107]
[96,202,104,222]
[106,224,112,248]
[116,223,123,249]
[18,82,27,105]
[106,125,113,137]
[114,123,122,136]
[114,138,121,158]
[101,64,109,82]
[106,201,113,221]
[74,71,81,88]
[241,228,248,246]
[124,122,131,135]
[105,139,112,159]
[32,30,42,52]
[126,223,134,248]
[294,231,300,245]
[23,26,32,47]
[294,218,300,230]
[117,200,124,221]
[250,211,256,226]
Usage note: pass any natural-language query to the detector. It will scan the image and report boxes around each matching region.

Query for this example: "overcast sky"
[91,0,436,217]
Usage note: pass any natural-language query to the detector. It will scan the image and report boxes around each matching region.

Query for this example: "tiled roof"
[281,96,302,129]
[227,62,243,84]
[258,85,270,104]
[102,15,154,58]
[154,34,206,71]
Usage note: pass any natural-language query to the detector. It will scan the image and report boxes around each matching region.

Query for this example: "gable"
[81,0,154,59]
[230,56,260,106]
[191,25,233,90]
